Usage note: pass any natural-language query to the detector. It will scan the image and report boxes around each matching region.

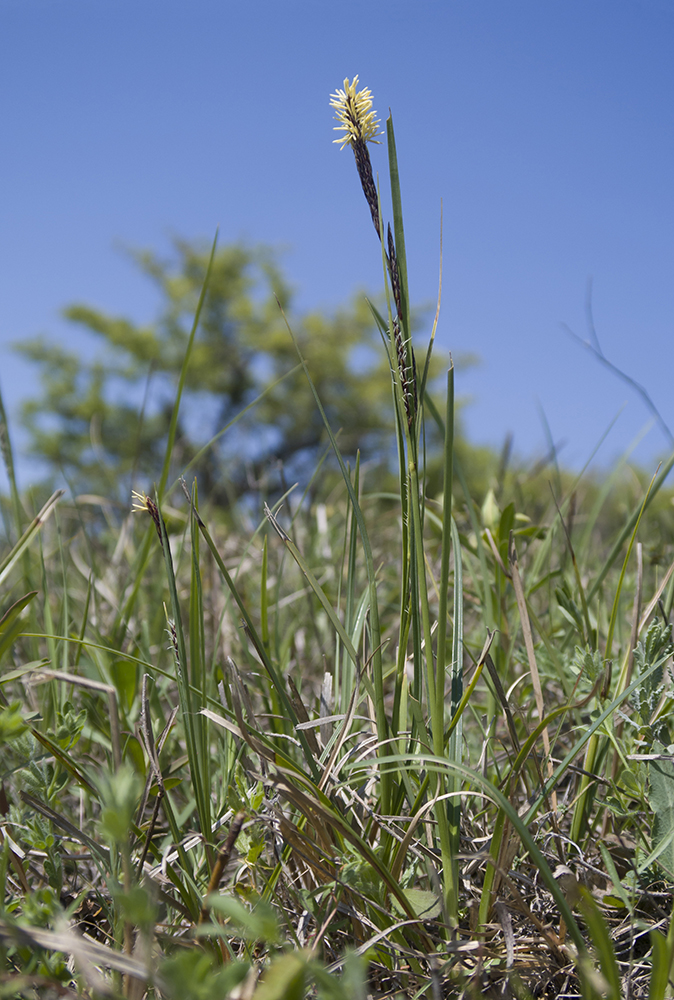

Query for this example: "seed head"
[330,76,382,150]
[131,489,165,546]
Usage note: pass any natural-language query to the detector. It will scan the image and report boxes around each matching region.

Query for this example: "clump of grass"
[2,77,674,1000]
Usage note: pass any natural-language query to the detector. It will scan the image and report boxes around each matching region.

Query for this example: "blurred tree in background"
[15,239,421,505]
[13,237,671,553]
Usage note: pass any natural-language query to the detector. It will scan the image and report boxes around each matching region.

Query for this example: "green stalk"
[0,381,26,554]
[276,310,389,811]
[260,534,270,654]
[156,493,212,847]
[339,460,360,715]
[587,451,674,602]
[157,232,218,501]
[188,481,212,852]
[435,366,454,720]
[570,467,657,845]
[189,499,320,781]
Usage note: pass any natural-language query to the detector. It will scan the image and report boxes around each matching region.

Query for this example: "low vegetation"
[2,77,674,999]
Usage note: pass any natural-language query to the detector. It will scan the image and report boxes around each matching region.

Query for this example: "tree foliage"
[16,239,410,503]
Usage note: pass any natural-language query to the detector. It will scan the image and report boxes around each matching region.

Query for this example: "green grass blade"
[275,304,391,811]
[188,480,211,846]
[187,499,320,781]
[577,889,622,1000]
[435,365,454,713]
[156,492,212,845]
[0,380,25,545]
[588,449,674,602]
[386,114,410,339]
[157,231,218,501]
[343,751,587,953]
[0,490,64,590]
[571,466,659,845]
[525,648,672,824]
[648,929,671,1000]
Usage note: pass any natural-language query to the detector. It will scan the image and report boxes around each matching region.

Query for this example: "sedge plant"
[3,77,674,1000]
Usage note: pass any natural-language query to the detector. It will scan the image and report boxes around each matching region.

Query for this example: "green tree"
[16,239,404,504]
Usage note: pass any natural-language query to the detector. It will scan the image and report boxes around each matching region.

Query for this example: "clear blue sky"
[2,0,673,486]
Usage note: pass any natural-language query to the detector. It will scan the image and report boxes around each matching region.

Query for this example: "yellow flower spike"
[330,75,382,150]
[131,489,164,545]
[131,490,149,513]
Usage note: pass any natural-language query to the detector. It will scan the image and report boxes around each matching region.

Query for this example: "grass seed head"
[131,489,165,546]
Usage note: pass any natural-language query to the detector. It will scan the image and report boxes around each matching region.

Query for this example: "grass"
[3,79,674,998]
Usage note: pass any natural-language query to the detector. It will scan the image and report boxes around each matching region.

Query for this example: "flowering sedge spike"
[131,490,165,547]
[330,76,382,237]
[330,75,382,150]
[331,77,417,428]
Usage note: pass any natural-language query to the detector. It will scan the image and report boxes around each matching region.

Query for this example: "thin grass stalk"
[525,648,671,824]
[190,500,321,781]
[375,132,453,883]
[447,517,463,833]
[409,457,457,917]
[0,491,63,590]
[56,520,71,677]
[576,890,622,1000]
[345,753,587,954]
[570,467,658,845]
[477,806,508,928]
[372,156,418,746]
[38,537,59,726]
[0,489,62,690]
[431,366,461,916]
[587,449,674,602]
[0,381,26,553]
[425,395,498,631]
[74,572,93,669]
[519,414,626,616]
[338,460,360,716]
[157,232,218,501]
[435,366,454,721]
[392,375,413,723]
[386,117,411,338]
[648,888,674,1000]
[188,481,212,854]
[156,493,212,847]
[264,504,381,712]
[366,300,414,737]
[275,308,390,812]
[418,210,442,406]
[25,631,227,717]
[649,929,671,1000]
[605,467,658,664]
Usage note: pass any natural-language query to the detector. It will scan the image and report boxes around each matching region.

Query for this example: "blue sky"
[2,0,673,486]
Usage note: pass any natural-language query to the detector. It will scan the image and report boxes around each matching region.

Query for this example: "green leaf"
[391,887,441,920]
[649,928,672,1000]
[253,953,308,1000]
[111,659,137,713]
[202,894,280,944]
[0,591,38,662]
[648,751,674,874]
[577,887,622,1000]
[0,701,29,743]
